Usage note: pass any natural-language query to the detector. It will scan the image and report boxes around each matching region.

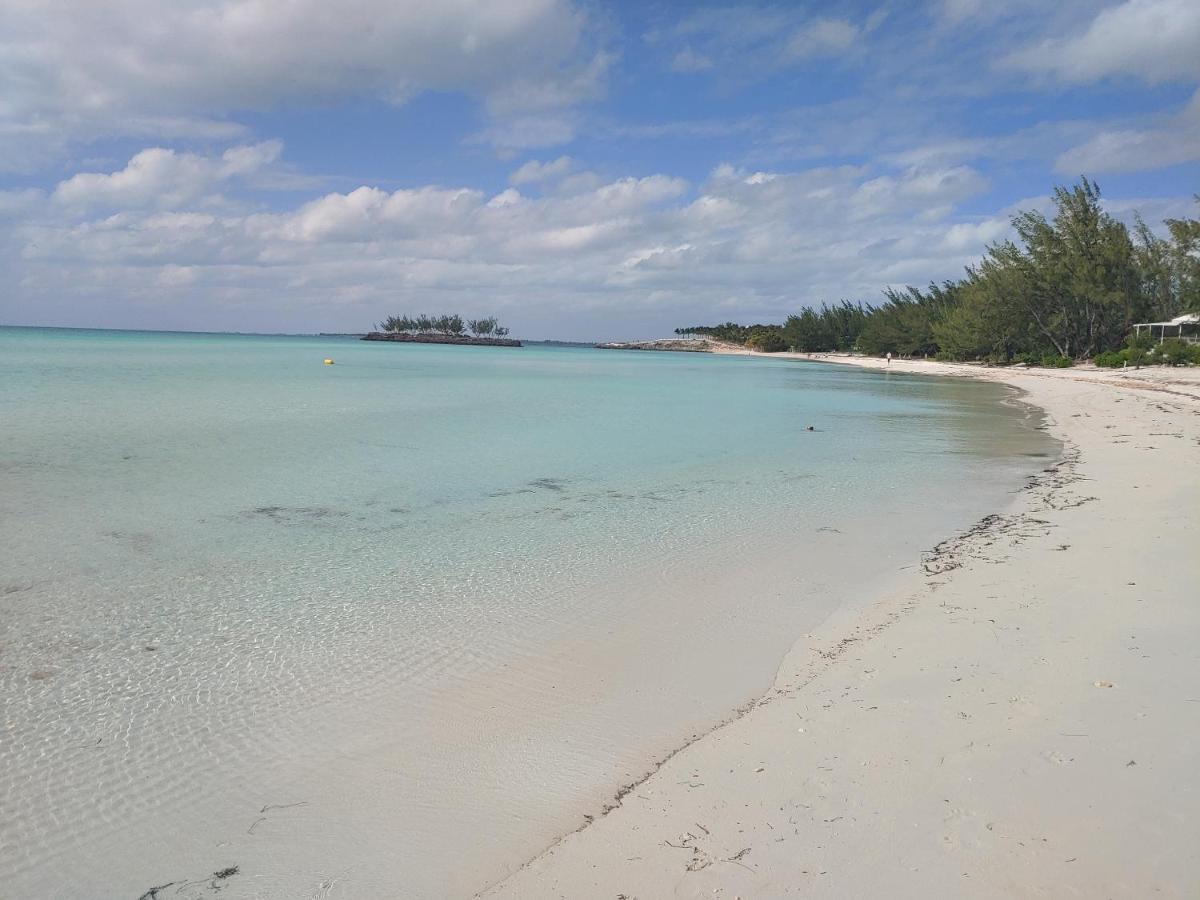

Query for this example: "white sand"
[484,357,1200,899]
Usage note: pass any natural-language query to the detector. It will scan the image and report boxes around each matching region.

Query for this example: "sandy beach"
[484,356,1200,898]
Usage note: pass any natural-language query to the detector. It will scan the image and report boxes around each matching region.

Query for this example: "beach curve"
[482,358,1200,899]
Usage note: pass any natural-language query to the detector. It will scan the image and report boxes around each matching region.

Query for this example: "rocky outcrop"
[362,332,522,347]
[595,339,712,352]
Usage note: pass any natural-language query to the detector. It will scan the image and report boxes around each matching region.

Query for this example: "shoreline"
[713,345,1200,402]
[4,338,1052,899]
[485,355,1200,898]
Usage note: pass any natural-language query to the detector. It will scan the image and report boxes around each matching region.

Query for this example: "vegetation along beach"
[1,1,1197,898]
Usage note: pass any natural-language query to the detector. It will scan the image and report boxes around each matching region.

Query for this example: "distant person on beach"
[886,352,892,366]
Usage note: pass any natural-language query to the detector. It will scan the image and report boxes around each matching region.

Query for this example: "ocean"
[0,327,1055,898]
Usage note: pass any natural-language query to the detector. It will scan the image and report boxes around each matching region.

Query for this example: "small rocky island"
[595,338,712,352]
[363,314,521,347]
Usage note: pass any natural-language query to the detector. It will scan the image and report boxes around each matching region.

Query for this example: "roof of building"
[1134,313,1200,327]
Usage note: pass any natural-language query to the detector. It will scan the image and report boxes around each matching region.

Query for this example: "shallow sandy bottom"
[2,342,1054,900]
[486,358,1200,899]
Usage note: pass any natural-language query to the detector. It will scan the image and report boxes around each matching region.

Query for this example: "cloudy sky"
[1,0,1197,340]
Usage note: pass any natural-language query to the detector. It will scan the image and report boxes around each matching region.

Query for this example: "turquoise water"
[0,327,1053,897]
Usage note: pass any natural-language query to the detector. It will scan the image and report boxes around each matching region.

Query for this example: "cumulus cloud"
[277,184,497,244]
[1004,0,1200,84]
[0,0,604,166]
[52,142,282,210]
[2,142,1012,336]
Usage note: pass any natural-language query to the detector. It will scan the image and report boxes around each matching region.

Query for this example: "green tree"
[745,326,788,352]
[781,302,868,352]
[1164,203,1200,313]
[857,283,960,357]
[1008,178,1140,358]
[935,258,1035,361]
[1133,215,1178,320]
[468,317,498,336]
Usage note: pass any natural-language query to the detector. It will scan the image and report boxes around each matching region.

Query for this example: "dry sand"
[483,356,1200,899]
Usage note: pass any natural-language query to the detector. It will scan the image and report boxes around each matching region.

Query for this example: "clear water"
[0,327,1054,898]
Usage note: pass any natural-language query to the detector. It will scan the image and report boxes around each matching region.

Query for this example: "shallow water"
[0,328,1055,897]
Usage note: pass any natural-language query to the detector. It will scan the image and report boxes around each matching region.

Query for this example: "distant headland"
[595,338,713,352]
[362,314,521,347]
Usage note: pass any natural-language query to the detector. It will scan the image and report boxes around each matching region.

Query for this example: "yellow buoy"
[323,358,334,365]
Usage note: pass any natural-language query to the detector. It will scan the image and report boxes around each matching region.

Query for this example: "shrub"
[1161,338,1200,367]
[1159,338,1196,366]
[1124,346,1148,367]
[1125,331,1155,351]
[1040,354,1074,368]
[1094,350,1124,368]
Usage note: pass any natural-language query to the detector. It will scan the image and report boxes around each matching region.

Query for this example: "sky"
[1,0,1198,341]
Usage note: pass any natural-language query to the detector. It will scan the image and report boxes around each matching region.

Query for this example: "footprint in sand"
[1041,749,1074,765]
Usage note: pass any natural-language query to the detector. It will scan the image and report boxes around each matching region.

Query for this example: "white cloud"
[52,142,282,210]
[3,144,1016,336]
[509,156,575,185]
[474,114,582,151]
[0,188,42,219]
[278,184,485,243]
[939,217,1012,252]
[1056,89,1200,174]
[1004,0,1200,84]
[1058,126,1200,174]
[0,0,604,166]
[655,8,864,79]
[488,188,525,208]
[851,165,989,220]
[485,51,612,117]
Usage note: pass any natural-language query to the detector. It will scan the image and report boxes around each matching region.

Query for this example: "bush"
[1094,350,1124,368]
[1159,338,1198,366]
[1040,354,1074,368]
[1124,346,1148,367]
[1125,331,1155,351]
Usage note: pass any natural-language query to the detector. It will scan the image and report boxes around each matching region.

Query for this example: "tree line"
[680,179,1200,366]
[378,314,510,338]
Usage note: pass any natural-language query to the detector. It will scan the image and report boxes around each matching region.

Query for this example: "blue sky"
[1,0,1197,340]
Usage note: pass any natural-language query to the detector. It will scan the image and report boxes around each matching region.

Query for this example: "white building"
[1132,313,1200,344]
